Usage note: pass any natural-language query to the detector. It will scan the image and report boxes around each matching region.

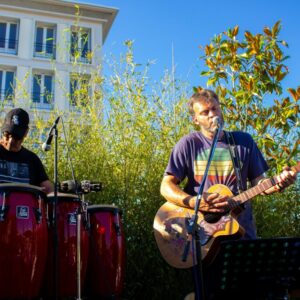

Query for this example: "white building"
[0,0,117,114]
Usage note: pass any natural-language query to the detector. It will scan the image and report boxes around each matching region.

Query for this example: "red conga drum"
[0,183,48,300]
[86,204,126,299]
[43,193,89,299]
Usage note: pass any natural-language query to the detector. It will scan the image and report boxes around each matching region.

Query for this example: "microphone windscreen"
[212,116,220,126]
[60,180,77,192]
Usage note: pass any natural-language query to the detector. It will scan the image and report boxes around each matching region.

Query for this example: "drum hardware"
[114,223,121,236]
[0,193,7,221]
[33,195,43,224]
[60,179,103,195]
[33,207,42,224]
[0,206,8,221]
[81,201,90,231]
[80,180,102,194]
[76,204,84,300]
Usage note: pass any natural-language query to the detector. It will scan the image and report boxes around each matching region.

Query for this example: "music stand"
[202,237,300,300]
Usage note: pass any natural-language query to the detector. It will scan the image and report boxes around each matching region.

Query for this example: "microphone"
[212,116,221,129]
[42,116,60,151]
[60,180,103,194]
[60,180,78,192]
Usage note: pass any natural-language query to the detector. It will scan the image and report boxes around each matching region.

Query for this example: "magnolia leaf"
[277,71,287,81]
[193,86,204,93]
[288,88,299,101]
[200,70,212,76]
[272,21,281,37]
[263,27,272,37]
[244,31,254,42]
[282,146,291,155]
[207,77,217,86]
[265,133,274,141]
[206,59,215,69]
[232,25,239,37]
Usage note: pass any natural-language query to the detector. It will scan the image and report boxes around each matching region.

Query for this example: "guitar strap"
[224,131,246,193]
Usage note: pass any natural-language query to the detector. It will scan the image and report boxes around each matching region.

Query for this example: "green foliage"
[254,185,300,238]
[18,21,299,299]
[197,21,299,173]
[23,42,193,299]
[198,23,300,298]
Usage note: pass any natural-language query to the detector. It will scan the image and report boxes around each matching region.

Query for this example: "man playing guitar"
[160,89,296,239]
[157,89,298,299]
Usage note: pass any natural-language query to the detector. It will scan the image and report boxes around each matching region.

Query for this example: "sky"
[76,0,300,92]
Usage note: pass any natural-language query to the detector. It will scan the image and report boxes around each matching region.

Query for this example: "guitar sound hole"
[204,212,223,223]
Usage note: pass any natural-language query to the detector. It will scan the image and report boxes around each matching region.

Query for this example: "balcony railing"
[70,46,92,64]
[31,92,54,110]
[0,38,18,54]
[33,42,56,59]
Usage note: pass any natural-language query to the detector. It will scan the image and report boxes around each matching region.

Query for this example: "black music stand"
[202,237,300,300]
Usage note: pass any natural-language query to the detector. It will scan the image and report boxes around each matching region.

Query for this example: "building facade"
[0,0,117,115]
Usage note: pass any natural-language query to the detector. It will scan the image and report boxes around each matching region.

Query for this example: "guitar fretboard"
[227,175,280,210]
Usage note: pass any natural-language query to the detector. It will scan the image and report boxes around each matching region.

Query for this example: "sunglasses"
[2,131,23,141]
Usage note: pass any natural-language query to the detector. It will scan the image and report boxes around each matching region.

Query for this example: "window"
[34,24,56,59]
[69,74,91,107]
[32,73,54,109]
[70,27,91,63]
[0,69,15,102]
[0,21,18,54]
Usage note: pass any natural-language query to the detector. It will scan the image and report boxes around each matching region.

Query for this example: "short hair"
[188,89,219,116]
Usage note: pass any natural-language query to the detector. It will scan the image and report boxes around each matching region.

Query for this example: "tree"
[196,21,299,172]
[19,23,299,299]
[196,21,300,242]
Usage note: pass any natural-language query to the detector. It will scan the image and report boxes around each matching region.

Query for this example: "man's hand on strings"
[199,192,229,213]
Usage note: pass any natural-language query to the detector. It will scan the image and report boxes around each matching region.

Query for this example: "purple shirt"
[165,131,269,239]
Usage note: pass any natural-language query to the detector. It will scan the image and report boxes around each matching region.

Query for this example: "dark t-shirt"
[164,130,269,239]
[0,145,49,186]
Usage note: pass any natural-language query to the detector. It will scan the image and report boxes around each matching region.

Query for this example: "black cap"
[1,108,29,139]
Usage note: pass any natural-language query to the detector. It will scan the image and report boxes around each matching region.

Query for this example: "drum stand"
[52,120,59,300]
[76,195,83,300]
[76,208,82,300]
[76,193,88,300]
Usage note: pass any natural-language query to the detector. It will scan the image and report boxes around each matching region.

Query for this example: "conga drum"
[0,183,48,300]
[43,193,89,299]
[86,205,126,299]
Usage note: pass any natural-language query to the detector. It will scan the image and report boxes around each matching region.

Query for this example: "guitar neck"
[228,162,300,210]
[229,175,280,209]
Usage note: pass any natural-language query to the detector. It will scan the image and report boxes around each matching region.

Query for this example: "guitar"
[153,162,300,269]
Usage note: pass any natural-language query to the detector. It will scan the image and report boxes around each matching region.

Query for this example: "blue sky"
[77,0,300,92]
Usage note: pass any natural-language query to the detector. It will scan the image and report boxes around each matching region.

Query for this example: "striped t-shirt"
[164,130,269,239]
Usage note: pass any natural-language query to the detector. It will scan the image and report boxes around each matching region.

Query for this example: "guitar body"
[154,163,300,269]
[153,184,244,269]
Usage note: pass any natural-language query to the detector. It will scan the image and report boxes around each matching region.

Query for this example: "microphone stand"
[76,204,82,300]
[182,124,223,300]
[52,121,59,300]
[75,190,85,300]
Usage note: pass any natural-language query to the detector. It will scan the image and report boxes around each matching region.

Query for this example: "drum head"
[47,192,81,202]
[0,183,46,198]
[87,204,122,214]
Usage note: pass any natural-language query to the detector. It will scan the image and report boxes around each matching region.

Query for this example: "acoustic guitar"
[153,162,300,269]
